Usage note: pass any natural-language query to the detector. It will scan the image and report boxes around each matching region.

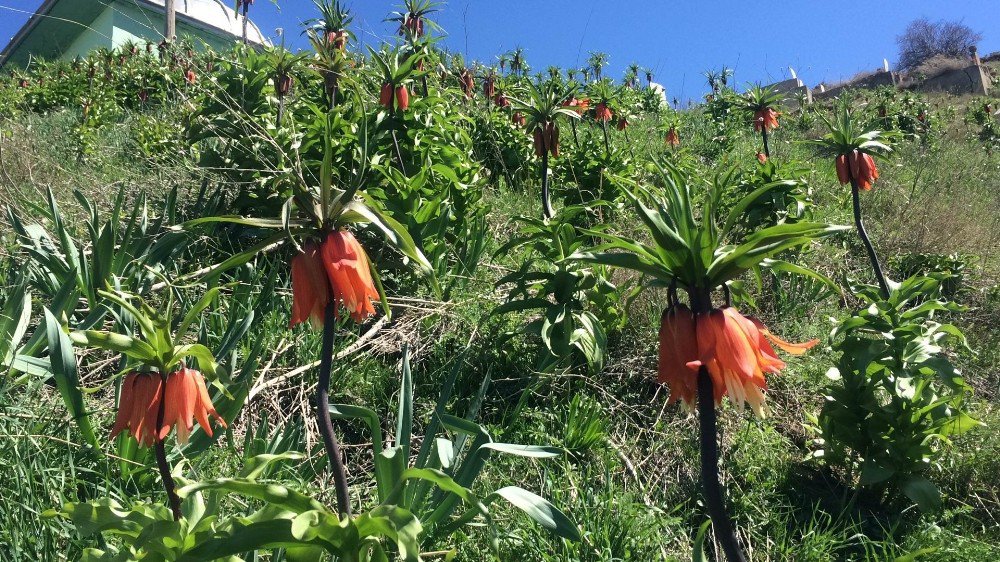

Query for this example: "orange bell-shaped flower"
[395,84,410,111]
[753,107,779,132]
[321,230,380,322]
[110,372,163,447]
[848,150,879,191]
[379,82,394,108]
[594,102,613,122]
[111,369,226,447]
[658,305,699,408]
[665,127,680,147]
[835,154,850,185]
[686,307,816,417]
[162,367,226,445]
[291,241,330,328]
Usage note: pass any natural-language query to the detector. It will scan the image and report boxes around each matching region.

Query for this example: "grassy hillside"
[1,17,999,562]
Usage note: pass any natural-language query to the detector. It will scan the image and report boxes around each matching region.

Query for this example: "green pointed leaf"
[493,486,580,541]
[45,309,100,450]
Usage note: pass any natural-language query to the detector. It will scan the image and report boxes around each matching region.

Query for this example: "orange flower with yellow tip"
[110,372,163,447]
[658,306,816,416]
[849,150,879,191]
[291,231,381,326]
[321,230,380,323]
[162,367,226,444]
[835,150,880,191]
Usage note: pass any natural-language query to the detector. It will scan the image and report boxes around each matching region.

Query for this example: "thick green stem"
[850,180,890,299]
[154,373,181,521]
[691,290,746,562]
[761,127,770,158]
[697,368,747,562]
[541,150,553,220]
[392,130,408,176]
[602,120,610,156]
[317,303,352,517]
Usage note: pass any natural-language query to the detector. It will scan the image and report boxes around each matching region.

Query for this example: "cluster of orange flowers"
[379,82,410,111]
[533,122,560,158]
[665,126,680,147]
[753,107,780,132]
[835,149,880,191]
[111,367,225,447]
[658,305,816,417]
[561,97,591,115]
[291,230,380,327]
[594,101,613,122]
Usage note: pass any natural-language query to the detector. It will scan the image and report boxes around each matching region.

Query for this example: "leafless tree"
[897,17,982,72]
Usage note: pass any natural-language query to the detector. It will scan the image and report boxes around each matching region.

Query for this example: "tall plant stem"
[241,5,249,44]
[392,129,408,176]
[154,374,181,521]
[421,75,429,98]
[601,120,610,156]
[697,368,747,562]
[541,151,553,220]
[327,78,339,111]
[761,127,770,158]
[571,120,579,148]
[317,303,352,518]
[691,289,746,562]
[850,180,890,299]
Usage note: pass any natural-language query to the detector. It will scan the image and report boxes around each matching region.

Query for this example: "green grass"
[2,84,1000,561]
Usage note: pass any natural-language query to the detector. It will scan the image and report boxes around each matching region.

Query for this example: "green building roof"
[1,0,268,68]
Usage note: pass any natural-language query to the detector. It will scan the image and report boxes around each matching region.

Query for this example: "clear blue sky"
[2,0,997,102]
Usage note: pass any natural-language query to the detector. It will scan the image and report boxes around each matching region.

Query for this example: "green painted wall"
[59,6,116,62]
[4,0,236,66]
[111,2,231,52]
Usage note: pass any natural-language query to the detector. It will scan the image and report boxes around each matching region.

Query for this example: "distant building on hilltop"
[1,0,267,68]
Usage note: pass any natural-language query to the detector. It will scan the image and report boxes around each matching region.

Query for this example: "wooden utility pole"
[165,0,176,42]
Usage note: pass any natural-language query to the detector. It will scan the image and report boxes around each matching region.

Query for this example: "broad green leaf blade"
[177,479,327,514]
[493,486,580,541]
[45,309,100,450]
[240,452,307,480]
[901,476,941,512]
[0,277,31,367]
[396,345,414,462]
[479,443,563,458]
